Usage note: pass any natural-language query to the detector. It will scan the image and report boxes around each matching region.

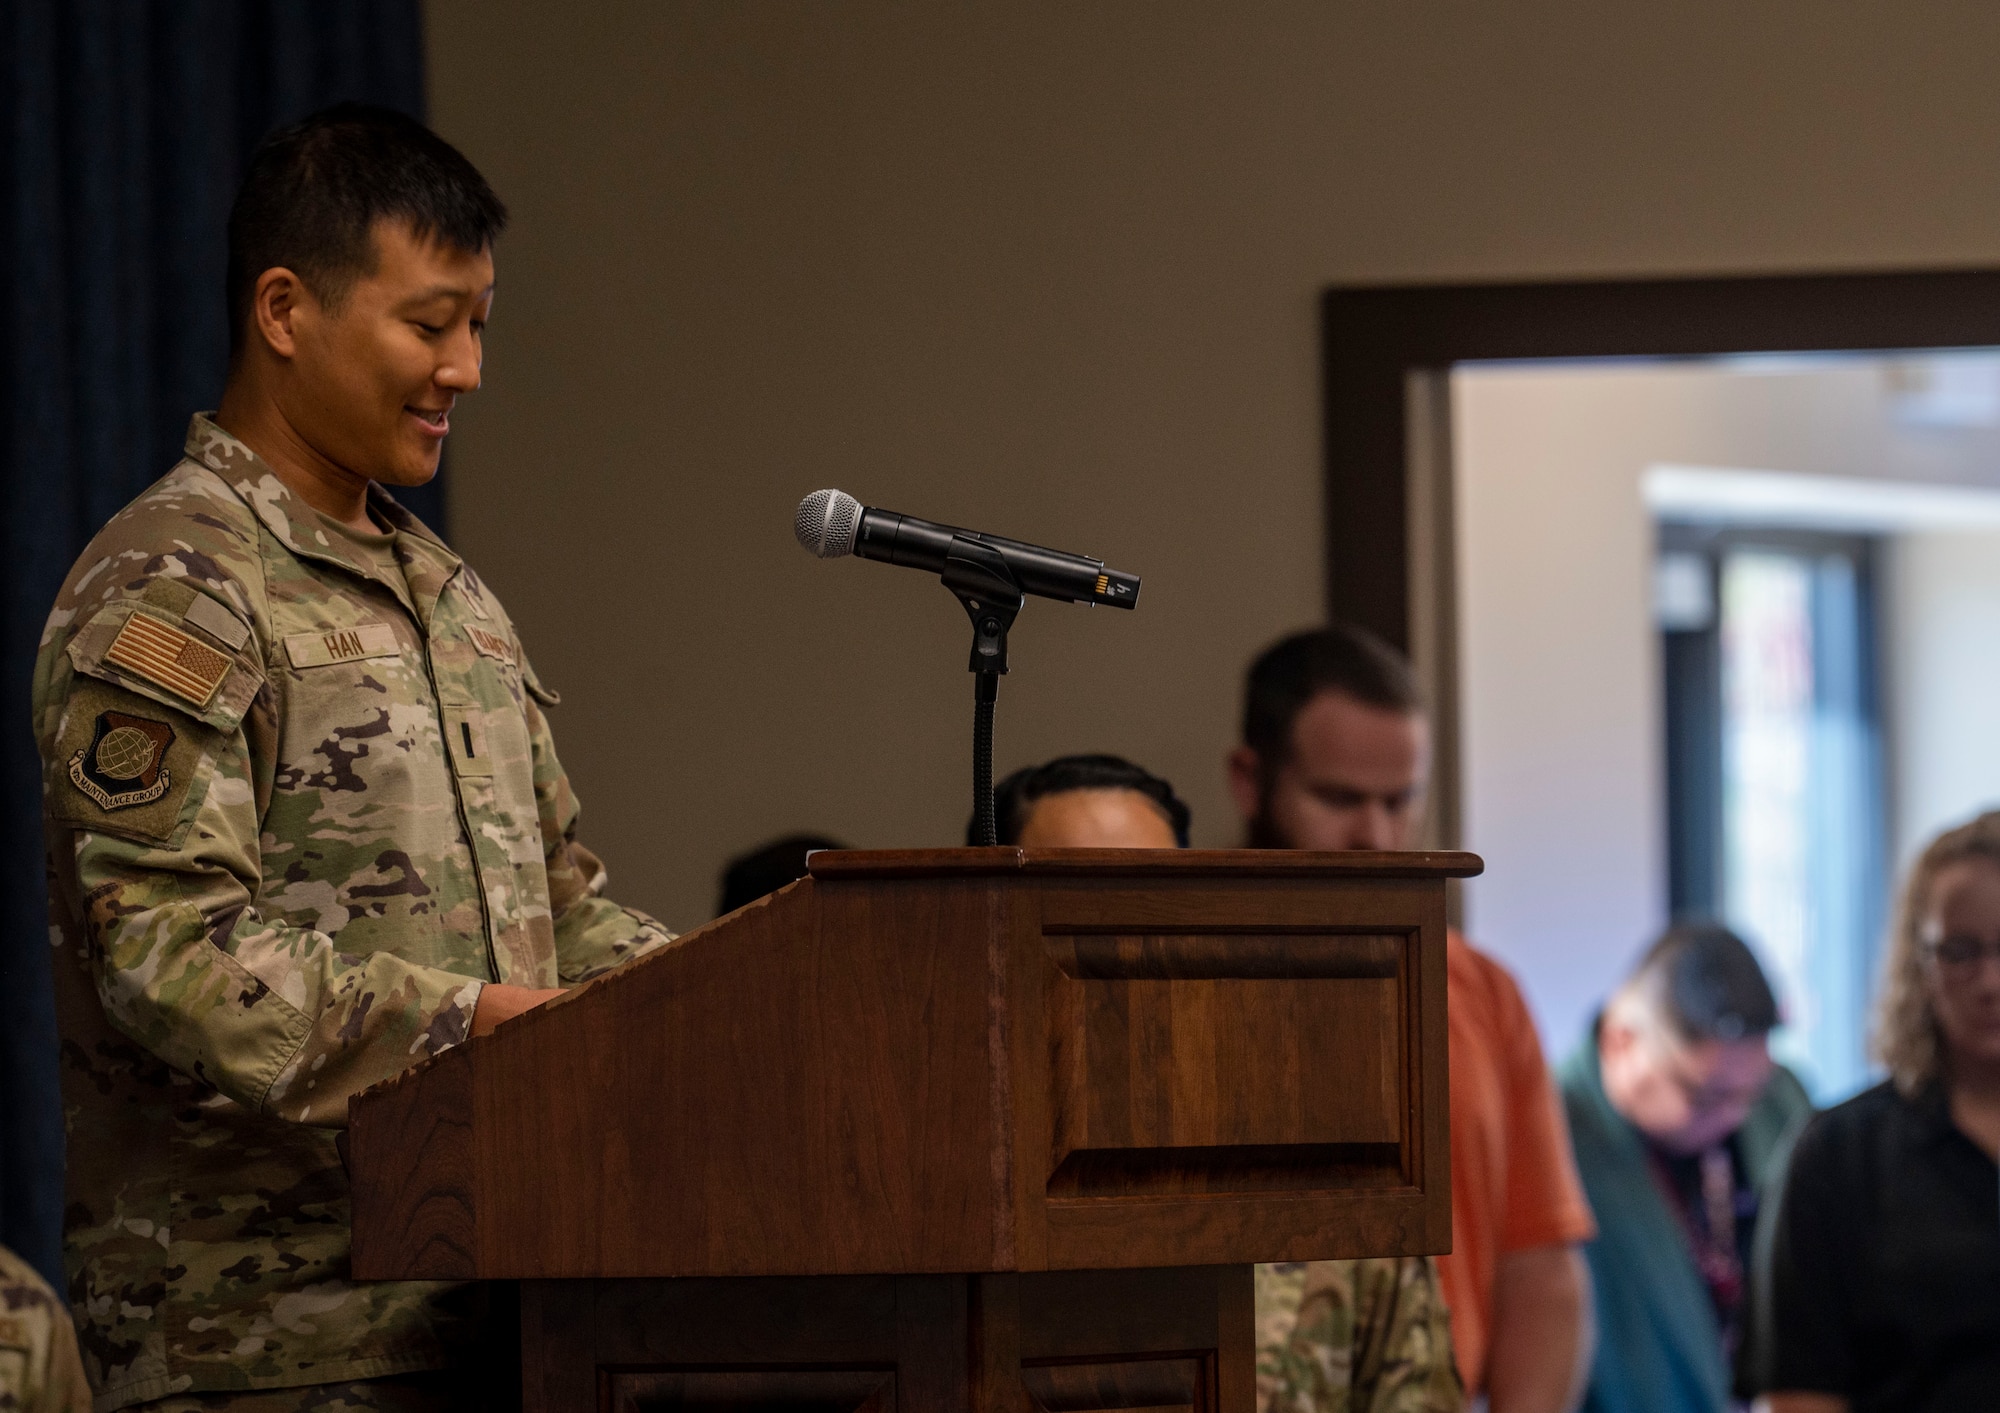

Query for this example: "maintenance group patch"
[69,711,175,811]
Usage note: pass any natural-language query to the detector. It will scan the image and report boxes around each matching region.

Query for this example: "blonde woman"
[1750,812,2000,1413]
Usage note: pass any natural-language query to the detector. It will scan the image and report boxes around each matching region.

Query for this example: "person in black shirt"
[1750,810,2000,1412]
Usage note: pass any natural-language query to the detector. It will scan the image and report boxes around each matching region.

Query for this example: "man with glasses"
[1750,811,2000,1412]
[1558,923,1811,1413]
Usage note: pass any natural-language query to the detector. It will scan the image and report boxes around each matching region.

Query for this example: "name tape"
[284,623,401,669]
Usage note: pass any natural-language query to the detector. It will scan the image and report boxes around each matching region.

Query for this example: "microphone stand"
[940,539,1024,847]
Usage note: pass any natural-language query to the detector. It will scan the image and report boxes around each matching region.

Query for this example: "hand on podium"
[472,984,565,1037]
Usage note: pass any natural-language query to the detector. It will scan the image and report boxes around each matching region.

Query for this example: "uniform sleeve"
[0,1247,93,1413]
[1256,1261,1313,1411]
[44,618,484,1129]
[1488,960,1598,1252]
[1347,1258,1466,1413]
[522,686,677,984]
[1257,1260,1464,1413]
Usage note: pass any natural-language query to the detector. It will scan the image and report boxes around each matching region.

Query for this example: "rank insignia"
[69,711,175,811]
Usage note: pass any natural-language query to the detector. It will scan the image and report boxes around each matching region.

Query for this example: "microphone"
[794,489,1140,609]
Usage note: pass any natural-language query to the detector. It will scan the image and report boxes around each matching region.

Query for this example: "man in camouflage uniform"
[0,1245,91,1413]
[1257,1261,1463,1413]
[35,107,672,1411]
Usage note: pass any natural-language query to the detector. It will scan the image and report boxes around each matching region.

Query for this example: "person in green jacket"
[1559,923,1812,1413]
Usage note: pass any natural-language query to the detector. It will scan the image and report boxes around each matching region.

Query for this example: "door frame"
[1322,268,2000,648]
[1322,267,2000,852]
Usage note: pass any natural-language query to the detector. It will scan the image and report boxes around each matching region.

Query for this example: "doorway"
[1325,274,2000,1096]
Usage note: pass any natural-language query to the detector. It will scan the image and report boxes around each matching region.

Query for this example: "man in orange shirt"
[1229,626,1597,1413]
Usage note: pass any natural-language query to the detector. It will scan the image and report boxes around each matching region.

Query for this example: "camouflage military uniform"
[0,1244,92,1413]
[34,416,675,1410]
[1257,1259,1463,1413]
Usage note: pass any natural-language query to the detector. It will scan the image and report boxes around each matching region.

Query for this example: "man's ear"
[1226,745,1263,824]
[249,267,312,360]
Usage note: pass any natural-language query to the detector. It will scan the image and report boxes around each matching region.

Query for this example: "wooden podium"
[348,848,1478,1412]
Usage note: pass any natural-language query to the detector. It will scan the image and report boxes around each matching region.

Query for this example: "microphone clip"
[941,537,1024,678]
[942,536,1023,847]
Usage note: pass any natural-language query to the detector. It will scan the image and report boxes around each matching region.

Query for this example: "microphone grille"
[795,489,863,558]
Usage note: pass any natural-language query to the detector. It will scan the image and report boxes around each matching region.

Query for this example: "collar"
[184,414,463,624]
[1564,1015,1641,1150]
[1904,1079,1970,1152]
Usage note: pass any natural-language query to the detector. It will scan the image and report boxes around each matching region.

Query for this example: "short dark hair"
[1240,624,1420,769]
[717,834,849,917]
[1632,921,1780,1043]
[981,754,1191,848]
[227,103,508,355]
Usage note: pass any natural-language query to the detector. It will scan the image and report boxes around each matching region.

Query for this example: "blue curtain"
[1,0,433,1290]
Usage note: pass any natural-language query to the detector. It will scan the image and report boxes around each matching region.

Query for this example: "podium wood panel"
[350,849,1473,1283]
[521,1266,1253,1413]
[348,849,1474,1411]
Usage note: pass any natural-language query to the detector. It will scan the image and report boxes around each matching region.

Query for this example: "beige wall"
[1452,366,1668,1050]
[424,1,2000,931]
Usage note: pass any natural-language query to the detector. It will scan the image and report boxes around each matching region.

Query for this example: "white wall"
[1453,360,2000,1052]
[1452,367,1669,1053]
[1884,532,2000,871]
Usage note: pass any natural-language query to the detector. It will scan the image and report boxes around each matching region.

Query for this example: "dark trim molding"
[1322,268,2000,650]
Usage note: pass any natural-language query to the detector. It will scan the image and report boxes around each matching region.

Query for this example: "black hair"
[980,753,1191,848]
[1633,921,1781,1043]
[227,103,508,355]
[1240,624,1421,771]
[717,834,849,917]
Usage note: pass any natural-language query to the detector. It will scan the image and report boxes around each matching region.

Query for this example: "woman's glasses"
[1924,933,2000,973]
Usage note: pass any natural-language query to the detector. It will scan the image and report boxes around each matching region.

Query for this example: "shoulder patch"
[50,680,211,846]
[104,612,232,707]
[69,712,175,810]
[184,591,252,650]
[467,626,514,665]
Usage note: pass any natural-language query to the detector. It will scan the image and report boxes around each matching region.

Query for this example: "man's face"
[1016,788,1179,849]
[1229,690,1429,851]
[1598,1010,1775,1155]
[273,218,493,487]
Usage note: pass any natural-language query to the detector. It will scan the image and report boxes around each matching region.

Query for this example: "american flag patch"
[105,612,233,708]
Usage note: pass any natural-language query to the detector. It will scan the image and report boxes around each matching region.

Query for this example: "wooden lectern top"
[349,848,1478,1284]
